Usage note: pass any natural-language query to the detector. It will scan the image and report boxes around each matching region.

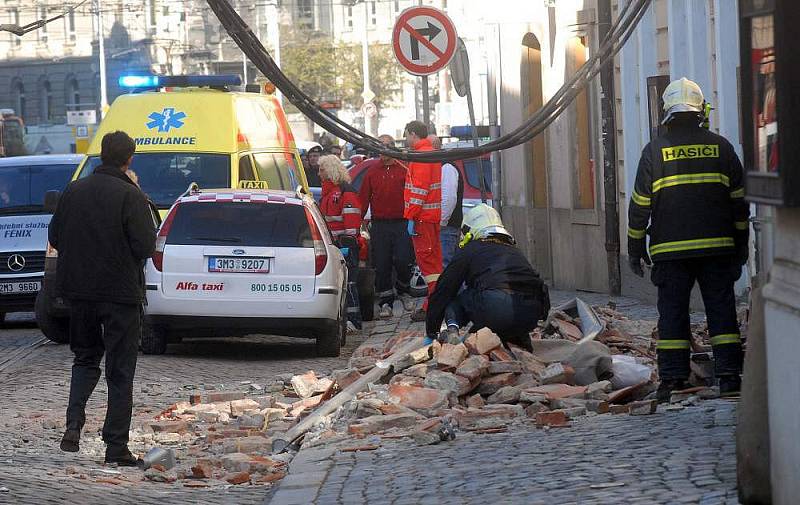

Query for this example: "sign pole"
[421,75,430,128]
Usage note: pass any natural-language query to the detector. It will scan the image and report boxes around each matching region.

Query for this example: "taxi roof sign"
[239,180,269,189]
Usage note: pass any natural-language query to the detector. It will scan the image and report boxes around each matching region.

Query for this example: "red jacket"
[403,138,442,223]
[358,158,408,220]
[320,180,362,239]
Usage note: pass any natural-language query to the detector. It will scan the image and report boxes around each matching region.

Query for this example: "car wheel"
[409,264,428,298]
[358,267,375,322]
[35,290,69,344]
[141,322,168,355]
[316,288,345,357]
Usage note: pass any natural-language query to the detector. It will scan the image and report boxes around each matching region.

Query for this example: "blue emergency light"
[118,74,242,89]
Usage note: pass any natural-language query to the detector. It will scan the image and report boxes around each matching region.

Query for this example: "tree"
[278,28,403,114]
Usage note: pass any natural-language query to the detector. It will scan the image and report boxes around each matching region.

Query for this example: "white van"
[0,154,82,326]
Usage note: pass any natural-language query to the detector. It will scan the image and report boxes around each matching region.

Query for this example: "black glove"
[736,242,749,267]
[629,254,651,278]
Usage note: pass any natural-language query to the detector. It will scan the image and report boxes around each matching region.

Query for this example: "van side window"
[239,155,255,181]
[253,152,300,190]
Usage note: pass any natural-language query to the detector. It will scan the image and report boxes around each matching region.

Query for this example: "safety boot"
[656,379,687,404]
[718,375,741,397]
[60,429,80,453]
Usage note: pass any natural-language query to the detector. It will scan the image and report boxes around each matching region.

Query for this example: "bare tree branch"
[0,0,88,36]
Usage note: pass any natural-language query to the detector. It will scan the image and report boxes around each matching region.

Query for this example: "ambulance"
[75,74,308,213]
[36,75,309,343]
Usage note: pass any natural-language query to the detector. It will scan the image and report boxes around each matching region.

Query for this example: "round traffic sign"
[392,6,457,76]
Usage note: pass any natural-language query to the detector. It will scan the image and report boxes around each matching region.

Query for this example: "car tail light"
[305,207,328,275]
[152,204,179,272]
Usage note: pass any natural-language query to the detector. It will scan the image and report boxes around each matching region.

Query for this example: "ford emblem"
[232,249,245,255]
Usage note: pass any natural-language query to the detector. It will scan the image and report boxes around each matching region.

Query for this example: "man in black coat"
[49,131,156,466]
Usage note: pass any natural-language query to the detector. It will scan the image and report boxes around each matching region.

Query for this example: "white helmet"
[661,77,704,124]
[460,203,513,247]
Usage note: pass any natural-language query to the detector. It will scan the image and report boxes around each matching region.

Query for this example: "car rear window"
[166,202,312,247]
[83,153,231,208]
[0,163,76,213]
[462,159,492,192]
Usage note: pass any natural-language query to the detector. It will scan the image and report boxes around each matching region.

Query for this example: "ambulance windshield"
[83,153,230,208]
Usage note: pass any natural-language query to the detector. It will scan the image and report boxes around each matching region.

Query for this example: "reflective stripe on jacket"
[320,180,362,238]
[404,137,442,224]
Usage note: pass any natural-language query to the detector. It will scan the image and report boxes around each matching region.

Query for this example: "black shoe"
[105,447,141,467]
[656,379,687,404]
[719,375,741,397]
[60,429,80,453]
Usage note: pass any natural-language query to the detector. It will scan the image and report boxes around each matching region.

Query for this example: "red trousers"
[411,221,442,310]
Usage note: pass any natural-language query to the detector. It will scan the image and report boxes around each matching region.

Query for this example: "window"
[11,80,25,119]
[65,78,80,111]
[39,80,53,122]
[239,155,255,180]
[371,1,376,25]
[462,159,492,193]
[67,10,76,41]
[522,33,547,208]
[0,163,77,210]
[347,6,353,29]
[39,6,48,42]
[646,75,670,140]
[567,36,594,210]
[83,153,231,208]
[394,0,400,12]
[253,152,301,190]
[149,0,157,26]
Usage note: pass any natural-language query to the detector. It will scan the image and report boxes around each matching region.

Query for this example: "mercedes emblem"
[7,254,25,272]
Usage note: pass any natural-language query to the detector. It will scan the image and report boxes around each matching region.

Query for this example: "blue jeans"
[445,288,545,351]
[440,226,460,269]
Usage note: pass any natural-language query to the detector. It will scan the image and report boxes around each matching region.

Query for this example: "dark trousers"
[338,236,362,329]
[445,288,545,351]
[66,300,140,449]
[651,256,744,381]
[371,219,413,306]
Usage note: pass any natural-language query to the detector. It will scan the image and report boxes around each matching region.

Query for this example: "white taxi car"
[142,186,347,356]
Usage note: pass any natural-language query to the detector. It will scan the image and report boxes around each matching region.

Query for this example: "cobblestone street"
[0,292,740,505]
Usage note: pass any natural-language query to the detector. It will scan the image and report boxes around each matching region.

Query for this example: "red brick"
[388,384,449,415]
[455,355,490,381]
[607,381,650,404]
[224,471,251,485]
[437,343,469,370]
[476,373,517,395]
[191,462,214,479]
[523,384,587,401]
[206,391,246,403]
[189,394,202,405]
[535,410,570,427]
[554,319,583,341]
[610,404,631,414]
[475,328,502,354]
[149,420,189,433]
[332,369,362,390]
[540,363,576,385]
[489,347,514,362]
[465,394,485,409]
[256,471,286,484]
[629,399,658,416]
[389,374,426,388]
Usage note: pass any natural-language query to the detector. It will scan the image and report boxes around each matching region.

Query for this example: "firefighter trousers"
[371,219,414,306]
[651,256,744,381]
[412,221,442,310]
[66,300,140,450]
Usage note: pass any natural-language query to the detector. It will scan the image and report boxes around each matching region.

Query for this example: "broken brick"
[331,369,362,390]
[437,343,469,370]
[466,394,485,409]
[256,472,286,484]
[189,394,202,405]
[554,319,583,341]
[149,420,189,434]
[610,404,631,415]
[347,413,418,436]
[389,374,426,388]
[489,347,514,362]
[475,328,503,354]
[290,371,319,399]
[230,399,261,417]
[455,355,490,381]
[388,384,448,416]
[206,391,246,403]
[535,410,570,428]
[608,381,650,404]
[224,471,251,485]
[488,361,522,374]
[424,370,472,396]
[523,384,587,401]
[629,399,658,416]
[487,386,521,404]
[540,363,576,385]
[191,462,214,479]
[476,373,517,395]
[525,402,549,417]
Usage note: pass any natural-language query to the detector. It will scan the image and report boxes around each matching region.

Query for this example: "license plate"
[0,281,41,294]
[208,257,269,274]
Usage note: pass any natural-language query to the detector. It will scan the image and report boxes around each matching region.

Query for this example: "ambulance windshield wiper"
[190,236,242,243]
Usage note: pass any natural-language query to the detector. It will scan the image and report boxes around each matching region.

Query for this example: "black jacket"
[49,165,157,304]
[426,239,549,334]
[628,121,749,262]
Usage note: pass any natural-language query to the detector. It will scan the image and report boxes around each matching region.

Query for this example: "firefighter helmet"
[459,203,513,248]
[662,77,704,124]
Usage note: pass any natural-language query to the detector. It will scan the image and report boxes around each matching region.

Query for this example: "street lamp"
[343,0,375,136]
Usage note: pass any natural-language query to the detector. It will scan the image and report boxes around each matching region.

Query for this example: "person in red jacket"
[403,120,443,322]
[358,134,416,318]
[319,154,362,330]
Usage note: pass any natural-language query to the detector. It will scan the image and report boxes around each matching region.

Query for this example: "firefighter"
[403,120,443,322]
[318,154,363,330]
[627,77,749,402]
[425,204,550,351]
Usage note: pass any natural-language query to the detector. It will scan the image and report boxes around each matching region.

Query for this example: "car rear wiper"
[189,236,242,243]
